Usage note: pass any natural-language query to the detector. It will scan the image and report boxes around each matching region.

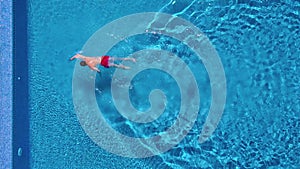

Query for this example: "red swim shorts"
[100,56,110,68]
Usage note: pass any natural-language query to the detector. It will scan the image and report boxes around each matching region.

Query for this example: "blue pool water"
[14,0,300,168]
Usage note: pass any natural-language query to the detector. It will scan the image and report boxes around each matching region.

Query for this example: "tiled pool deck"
[0,0,12,168]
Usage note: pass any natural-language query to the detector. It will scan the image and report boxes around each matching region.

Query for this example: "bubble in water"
[17,147,22,157]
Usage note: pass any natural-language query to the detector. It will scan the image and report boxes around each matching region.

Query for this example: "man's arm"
[70,54,86,61]
[90,66,101,73]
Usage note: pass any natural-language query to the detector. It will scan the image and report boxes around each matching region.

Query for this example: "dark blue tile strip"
[13,0,29,168]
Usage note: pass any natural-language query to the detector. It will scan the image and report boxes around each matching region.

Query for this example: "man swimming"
[70,54,136,73]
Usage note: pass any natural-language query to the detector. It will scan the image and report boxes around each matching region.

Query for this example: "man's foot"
[124,58,136,62]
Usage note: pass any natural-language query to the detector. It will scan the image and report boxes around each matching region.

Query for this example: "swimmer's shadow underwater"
[94,70,126,97]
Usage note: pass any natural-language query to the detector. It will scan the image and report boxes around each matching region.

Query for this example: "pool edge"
[0,0,12,168]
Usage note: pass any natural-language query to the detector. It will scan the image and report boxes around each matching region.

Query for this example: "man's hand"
[70,54,78,61]
[91,66,101,73]
[70,54,85,61]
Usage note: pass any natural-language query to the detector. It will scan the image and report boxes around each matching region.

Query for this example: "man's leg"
[112,57,136,62]
[110,63,130,69]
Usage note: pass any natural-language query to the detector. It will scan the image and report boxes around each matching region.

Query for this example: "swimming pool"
[4,0,300,168]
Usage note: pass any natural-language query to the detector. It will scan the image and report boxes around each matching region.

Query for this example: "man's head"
[80,61,87,66]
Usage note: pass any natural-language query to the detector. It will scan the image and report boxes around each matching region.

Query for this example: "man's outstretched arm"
[70,54,86,61]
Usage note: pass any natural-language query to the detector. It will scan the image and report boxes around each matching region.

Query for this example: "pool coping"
[0,0,12,168]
